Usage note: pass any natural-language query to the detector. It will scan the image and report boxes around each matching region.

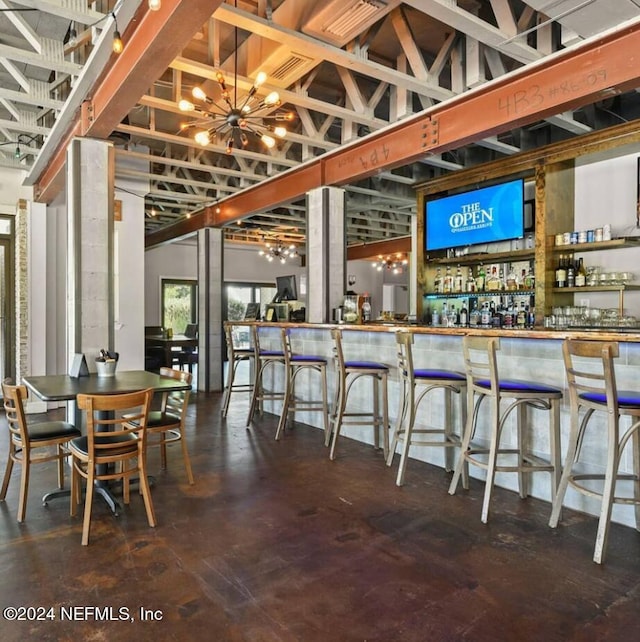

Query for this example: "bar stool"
[276,327,330,443]
[549,339,640,564]
[329,328,389,461]
[448,336,563,523]
[221,324,254,417]
[246,325,286,426]
[387,331,467,486]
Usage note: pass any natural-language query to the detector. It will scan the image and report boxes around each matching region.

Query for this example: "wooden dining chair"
[70,388,155,546]
[1,378,80,522]
[126,368,194,484]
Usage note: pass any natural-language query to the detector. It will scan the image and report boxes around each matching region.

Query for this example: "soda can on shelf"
[578,230,588,243]
[587,230,594,243]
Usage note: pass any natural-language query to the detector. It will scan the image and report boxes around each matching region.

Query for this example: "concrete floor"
[1,389,639,641]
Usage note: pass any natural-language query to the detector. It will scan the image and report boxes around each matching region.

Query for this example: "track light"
[148,0,161,10]
[68,28,77,47]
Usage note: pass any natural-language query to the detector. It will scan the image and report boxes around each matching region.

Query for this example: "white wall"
[114,188,146,370]
[144,240,409,322]
[574,150,640,314]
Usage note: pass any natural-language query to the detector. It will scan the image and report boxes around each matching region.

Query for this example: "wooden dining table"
[23,370,192,514]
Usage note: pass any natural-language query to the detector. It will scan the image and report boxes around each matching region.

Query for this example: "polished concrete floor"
[1,388,639,642]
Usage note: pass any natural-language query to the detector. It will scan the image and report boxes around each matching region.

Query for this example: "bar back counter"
[230,320,640,533]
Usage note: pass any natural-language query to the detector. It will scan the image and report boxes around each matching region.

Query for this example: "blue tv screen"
[425,179,524,251]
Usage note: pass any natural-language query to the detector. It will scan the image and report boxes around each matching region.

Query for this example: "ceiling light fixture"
[258,239,298,264]
[111,12,123,54]
[148,0,162,10]
[372,253,408,274]
[0,134,39,161]
[178,0,294,153]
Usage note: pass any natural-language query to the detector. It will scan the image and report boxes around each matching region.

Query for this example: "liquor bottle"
[434,267,443,293]
[486,266,501,291]
[459,300,468,327]
[443,266,453,293]
[524,267,535,290]
[480,302,491,326]
[475,263,486,292]
[431,306,440,327]
[454,264,464,293]
[566,257,576,288]
[555,255,567,288]
[442,301,448,326]
[469,302,480,327]
[449,305,458,327]
[466,267,476,293]
[575,257,587,287]
[498,268,506,291]
[516,301,527,328]
[503,298,514,328]
[506,265,518,291]
[361,295,371,323]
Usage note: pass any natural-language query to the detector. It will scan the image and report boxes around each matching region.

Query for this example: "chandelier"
[372,253,409,274]
[259,240,298,264]
[178,2,294,153]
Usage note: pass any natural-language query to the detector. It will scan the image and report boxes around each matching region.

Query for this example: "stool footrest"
[464,447,555,473]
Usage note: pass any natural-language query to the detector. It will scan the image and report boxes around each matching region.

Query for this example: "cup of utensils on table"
[95,349,119,377]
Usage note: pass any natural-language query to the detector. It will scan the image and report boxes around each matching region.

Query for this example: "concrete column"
[306,186,346,323]
[197,227,223,392]
[66,137,114,368]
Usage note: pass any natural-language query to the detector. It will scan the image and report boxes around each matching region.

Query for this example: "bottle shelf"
[552,237,640,253]
[427,248,535,266]
[424,289,535,298]
[552,284,640,293]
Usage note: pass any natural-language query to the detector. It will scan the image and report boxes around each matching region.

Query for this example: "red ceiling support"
[33,0,224,203]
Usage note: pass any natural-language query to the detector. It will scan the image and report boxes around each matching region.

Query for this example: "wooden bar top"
[225,320,640,343]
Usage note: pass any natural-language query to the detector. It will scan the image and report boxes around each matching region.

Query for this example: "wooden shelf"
[424,289,535,298]
[427,248,534,266]
[551,237,640,253]
[552,284,640,293]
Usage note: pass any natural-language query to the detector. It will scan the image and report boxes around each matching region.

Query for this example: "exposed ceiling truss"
[2,0,640,248]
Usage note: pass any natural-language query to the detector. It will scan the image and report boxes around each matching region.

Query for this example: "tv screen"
[425,179,524,251]
[274,274,298,302]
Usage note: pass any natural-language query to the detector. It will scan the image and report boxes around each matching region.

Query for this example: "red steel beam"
[34,0,224,202]
[347,237,411,261]
[147,20,640,247]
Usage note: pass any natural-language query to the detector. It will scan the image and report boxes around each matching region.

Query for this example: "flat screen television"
[425,178,524,251]
[274,274,298,302]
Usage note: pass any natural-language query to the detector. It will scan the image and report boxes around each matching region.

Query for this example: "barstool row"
[223,324,640,564]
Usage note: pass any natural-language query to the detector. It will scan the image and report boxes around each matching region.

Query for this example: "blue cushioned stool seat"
[345,361,388,370]
[415,369,465,381]
[579,391,640,407]
[476,378,562,394]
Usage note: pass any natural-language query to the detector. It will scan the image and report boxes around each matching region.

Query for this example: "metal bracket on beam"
[421,118,439,150]
[80,100,94,136]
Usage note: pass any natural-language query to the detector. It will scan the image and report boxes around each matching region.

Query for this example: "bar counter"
[228,320,640,530]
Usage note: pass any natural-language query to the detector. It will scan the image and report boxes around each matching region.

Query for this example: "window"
[161,279,197,333]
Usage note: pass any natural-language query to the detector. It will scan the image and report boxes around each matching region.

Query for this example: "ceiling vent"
[325,0,385,38]
[303,0,394,47]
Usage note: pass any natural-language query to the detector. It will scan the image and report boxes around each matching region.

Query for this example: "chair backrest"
[76,388,153,460]
[145,326,164,336]
[395,330,415,384]
[562,339,619,412]
[281,327,293,364]
[2,379,29,445]
[184,323,198,339]
[330,328,345,372]
[462,336,500,392]
[159,367,192,420]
